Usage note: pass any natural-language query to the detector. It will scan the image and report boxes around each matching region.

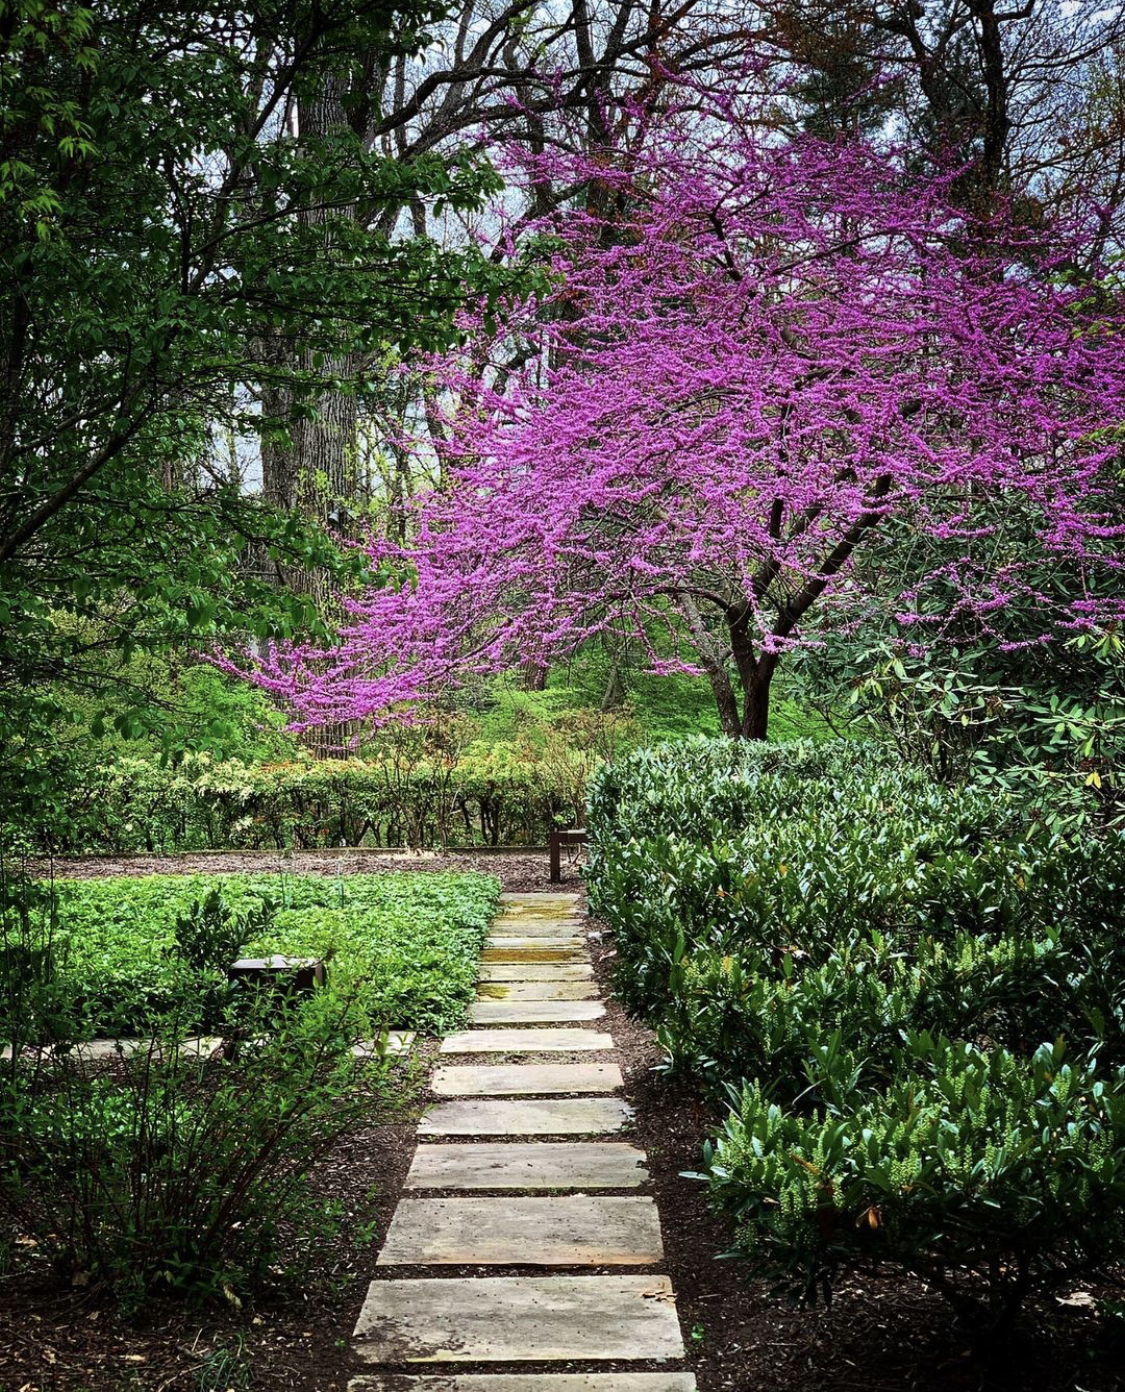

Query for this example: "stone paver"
[352,1274,684,1363]
[431,1062,623,1096]
[490,919,587,936]
[469,1000,606,1025]
[350,1375,697,1392]
[479,962,593,981]
[377,1195,663,1266]
[488,935,585,949]
[441,1027,613,1054]
[498,897,579,908]
[481,946,587,964]
[477,981,601,1000]
[404,1142,648,1190]
[353,1032,415,1058]
[418,1096,634,1136]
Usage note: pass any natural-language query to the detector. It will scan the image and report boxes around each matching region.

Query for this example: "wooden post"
[549,828,587,884]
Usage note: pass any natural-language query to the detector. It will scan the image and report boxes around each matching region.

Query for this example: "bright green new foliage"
[21,872,500,1037]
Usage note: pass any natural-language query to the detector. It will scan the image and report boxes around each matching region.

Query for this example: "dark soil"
[31,848,569,894]
[4,858,1123,1391]
[0,1079,424,1392]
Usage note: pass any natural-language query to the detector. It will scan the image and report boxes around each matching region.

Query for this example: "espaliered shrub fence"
[586,737,1125,1332]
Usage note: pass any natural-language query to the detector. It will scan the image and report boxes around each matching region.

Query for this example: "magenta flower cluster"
[237,84,1125,729]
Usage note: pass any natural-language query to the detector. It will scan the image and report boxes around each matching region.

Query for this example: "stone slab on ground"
[3,1036,224,1063]
[418,1097,634,1137]
[495,897,579,908]
[490,919,587,936]
[431,1062,623,1097]
[377,1194,663,1266]
[469,1000,605,1026]
[479,963,593,982]
[405,1142,648,1190]
[353,1032,415,1058]
[352,1273,685,1364]
[349,1375,696,1392]
[481,946,587,964]
[441,1028,613,1055]
[487,936,584,950]
[476,981,601,1001]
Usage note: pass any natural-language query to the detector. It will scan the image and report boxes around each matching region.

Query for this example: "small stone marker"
[377,1194,663,1266]
[418,1096,634,1137]
[229,955,325,992]
[349,1375,697,1392]
[405,1142,649,1190]
[476,981,601,1000]
[352,1273,684,1364]
[469,1000,606,1025]
[479,963,593,981]
[430,1062,623,1097]
[440,1027,613,1054]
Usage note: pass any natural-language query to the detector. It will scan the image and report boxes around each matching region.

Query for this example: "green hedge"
[40,747,590,854]
[586,737,1125,1327]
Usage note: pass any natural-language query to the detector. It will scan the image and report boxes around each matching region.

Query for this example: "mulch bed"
[3,855,1123,1390]
[29,849,565,894]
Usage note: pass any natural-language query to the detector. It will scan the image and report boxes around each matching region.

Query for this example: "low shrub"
[707,1037,1125,1336]
[0,990,387,1309]
[37,714,625,854]
[586,737,1125,1328]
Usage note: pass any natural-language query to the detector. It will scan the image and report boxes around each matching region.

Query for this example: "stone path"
[349,892,695,1393]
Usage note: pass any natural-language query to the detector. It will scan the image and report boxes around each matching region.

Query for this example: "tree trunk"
[740,658,777,740]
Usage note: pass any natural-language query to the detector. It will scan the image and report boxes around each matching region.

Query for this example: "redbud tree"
[241,86,1125,739]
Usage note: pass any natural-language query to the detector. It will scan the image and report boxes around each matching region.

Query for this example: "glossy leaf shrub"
[708,1037,1125,1332]
[586,737,1125,1322]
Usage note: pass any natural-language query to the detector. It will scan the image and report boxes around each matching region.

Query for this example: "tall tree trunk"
[261,73,359,575]
[740,655,779,741]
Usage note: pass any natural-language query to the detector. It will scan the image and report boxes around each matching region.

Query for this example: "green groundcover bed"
[28,872,501,1038]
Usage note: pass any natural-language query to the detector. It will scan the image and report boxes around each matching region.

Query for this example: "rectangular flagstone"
[352,1273,684,1363]
[487,937,585,951]
[481,946,587,964]
[418,1096,633,1136]
[477,981,601,1000]
[353,1032,415,1058]
[377,1194,663,1266]
[349,1374,697,1391]
[469,1000,605,1026]
[441,1028,612,1054]
[430,1062,622,1096]
[499,892,581,906]
[495,919,587,936]
[480,963,593,981]
[405,1142,648,1190]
